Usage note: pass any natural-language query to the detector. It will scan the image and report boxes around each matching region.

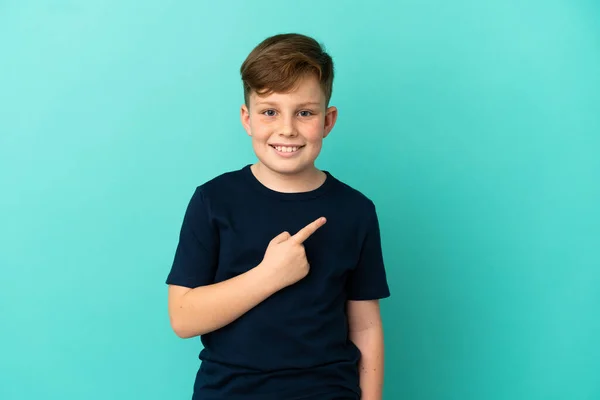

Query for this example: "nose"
[279,116,297,137]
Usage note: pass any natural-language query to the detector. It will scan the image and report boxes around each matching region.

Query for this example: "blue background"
[1,1,599,399]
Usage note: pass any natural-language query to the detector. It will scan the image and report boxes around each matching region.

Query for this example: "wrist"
[253,261,284,295]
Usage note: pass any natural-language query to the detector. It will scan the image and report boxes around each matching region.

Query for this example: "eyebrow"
[255,101,321,108]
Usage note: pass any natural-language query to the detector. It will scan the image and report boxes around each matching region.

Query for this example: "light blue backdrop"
[1,1,599,399]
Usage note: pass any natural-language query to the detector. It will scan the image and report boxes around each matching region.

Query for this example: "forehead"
[251,75,325,106]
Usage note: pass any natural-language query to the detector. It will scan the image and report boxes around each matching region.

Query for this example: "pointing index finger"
[292,217,326,243]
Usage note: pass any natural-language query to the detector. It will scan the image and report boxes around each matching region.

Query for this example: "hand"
[260,217,327,290]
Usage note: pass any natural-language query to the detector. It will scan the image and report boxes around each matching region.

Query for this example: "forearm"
[350,325,385,400]
[169,263,280,338]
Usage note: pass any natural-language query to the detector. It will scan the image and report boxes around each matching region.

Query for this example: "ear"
[323,106,338,138]
[240,104,252,136]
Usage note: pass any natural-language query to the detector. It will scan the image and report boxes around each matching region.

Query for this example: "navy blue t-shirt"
[166,164,390,400]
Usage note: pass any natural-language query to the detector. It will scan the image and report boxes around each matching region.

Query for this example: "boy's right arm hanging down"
[167,217,326,338]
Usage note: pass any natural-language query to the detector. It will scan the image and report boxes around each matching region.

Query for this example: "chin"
[258,158,313,176]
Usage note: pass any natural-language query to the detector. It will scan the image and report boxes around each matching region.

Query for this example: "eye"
[262,109,277,117]
[298,110,313,117]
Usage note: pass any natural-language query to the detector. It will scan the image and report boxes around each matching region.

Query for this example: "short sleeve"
[166,187,219,288]
[346,202,390,301]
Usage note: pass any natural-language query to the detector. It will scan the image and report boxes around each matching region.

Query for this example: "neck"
[251,162,326,193]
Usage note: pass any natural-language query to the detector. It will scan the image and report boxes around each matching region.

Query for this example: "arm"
[168,262,280,338]
[168,217,327,338]
[347,299,385,400]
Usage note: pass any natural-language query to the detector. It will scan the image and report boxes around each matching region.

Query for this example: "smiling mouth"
[269,145,304,153]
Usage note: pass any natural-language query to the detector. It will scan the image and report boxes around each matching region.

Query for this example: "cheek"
[250,123,270,141]
[304,124,325,143]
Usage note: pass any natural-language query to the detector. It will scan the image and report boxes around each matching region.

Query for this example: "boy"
[166,33,390,400]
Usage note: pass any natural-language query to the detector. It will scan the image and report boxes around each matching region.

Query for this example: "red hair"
[240,33,334,106]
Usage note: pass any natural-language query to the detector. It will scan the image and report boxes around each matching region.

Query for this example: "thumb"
[272,231,291,244]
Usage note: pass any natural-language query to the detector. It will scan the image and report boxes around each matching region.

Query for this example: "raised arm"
[168,217,326,338]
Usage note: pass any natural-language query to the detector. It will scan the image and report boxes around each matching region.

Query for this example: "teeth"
[274,146,299,153]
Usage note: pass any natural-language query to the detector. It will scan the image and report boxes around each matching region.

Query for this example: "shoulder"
[201,165,247,189]
[323,172,382,236]
[182,165,250,215]
[327,172,378,214]
[193,165,249,198]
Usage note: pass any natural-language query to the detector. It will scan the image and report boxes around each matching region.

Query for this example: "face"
[241,74,337,177]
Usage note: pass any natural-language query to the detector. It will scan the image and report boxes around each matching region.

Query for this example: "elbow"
[169,313,214,338]
[169,314,199,339]
[167,287,212,338]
